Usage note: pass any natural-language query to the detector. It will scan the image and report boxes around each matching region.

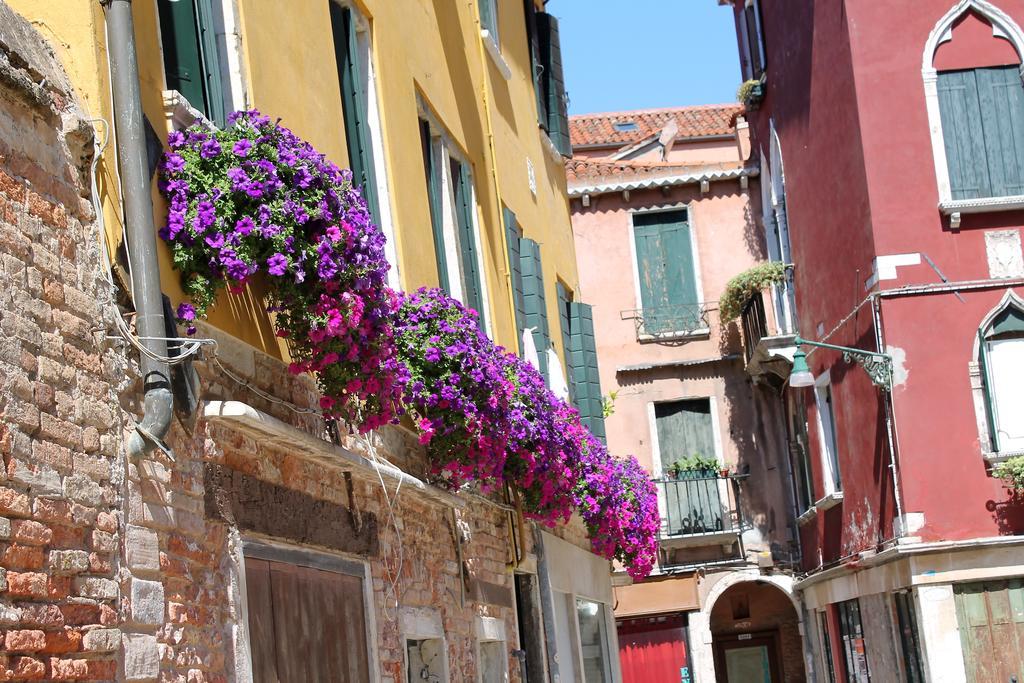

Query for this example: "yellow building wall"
[8,0,579,368]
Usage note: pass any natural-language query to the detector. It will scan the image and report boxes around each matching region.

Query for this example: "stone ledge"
[201,400,464,509]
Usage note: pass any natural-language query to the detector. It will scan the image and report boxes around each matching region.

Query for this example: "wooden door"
[245,556,371,682]
[954,580,1024,683]
[715,633,781,683]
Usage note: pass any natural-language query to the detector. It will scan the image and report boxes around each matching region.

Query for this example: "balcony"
[741,288,797,386]
[621,303,711,342]
[654,474,749,570]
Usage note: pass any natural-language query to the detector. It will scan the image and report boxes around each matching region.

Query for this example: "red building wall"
[737,0,1024,570]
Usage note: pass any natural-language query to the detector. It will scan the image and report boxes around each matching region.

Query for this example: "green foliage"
[667,454,720,477]
[737,79,765,105]
[993,456,1024,493]
[602,391,618,418]
[719,261,789,323]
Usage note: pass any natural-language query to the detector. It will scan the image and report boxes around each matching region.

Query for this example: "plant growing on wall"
[158,110,404,429]
[159,113,661,578]
[718,261,789,323]
[993,456,1024,495]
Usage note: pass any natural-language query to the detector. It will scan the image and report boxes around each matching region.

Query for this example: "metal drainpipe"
[103,0,174,456]
[872,295,905,534]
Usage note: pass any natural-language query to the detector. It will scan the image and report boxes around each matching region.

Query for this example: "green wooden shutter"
[536,12,571,156]
[158,0,222,123]
[452,160,485,322]
[569,302,605,440]
[523,0,546,131]
[977,65,1024,198]
[479,0,497,36]
[633,211,699,335]
[938,70,993,199]
[520,237,550,379]
[979,329,1000,452]
[503,206,527,351]
[419,119,449,293]
[330,3,381,225]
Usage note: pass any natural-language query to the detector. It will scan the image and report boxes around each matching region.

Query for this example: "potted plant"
[669,454,719,479]
[719,464,731,478]
[737,78,766,109]
[993,456,1024,497]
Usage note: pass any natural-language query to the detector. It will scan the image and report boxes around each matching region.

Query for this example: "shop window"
[576,598,612,682]
[894,591,925,683]
[836,600,871,683]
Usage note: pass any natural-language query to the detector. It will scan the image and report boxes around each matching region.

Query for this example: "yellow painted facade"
[10,0,579,367]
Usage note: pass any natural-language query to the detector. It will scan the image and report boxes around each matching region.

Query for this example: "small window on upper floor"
[976,293,1024,457]
[813,370,842,497]
[924,6,1024,215]
[157,0,243,127]
[739,0,767,80]
[523,2,572,156]
[479,0,499,43]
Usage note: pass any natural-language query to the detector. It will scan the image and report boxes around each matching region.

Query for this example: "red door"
[618,614,692,683]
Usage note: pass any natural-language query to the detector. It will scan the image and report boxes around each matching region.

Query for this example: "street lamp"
[788,336,894,391]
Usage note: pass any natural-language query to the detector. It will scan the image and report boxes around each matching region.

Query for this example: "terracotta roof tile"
[565,157,750,195]
[569,104,743,148]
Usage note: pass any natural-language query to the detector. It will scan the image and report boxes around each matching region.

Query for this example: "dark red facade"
[732,0,1024,571]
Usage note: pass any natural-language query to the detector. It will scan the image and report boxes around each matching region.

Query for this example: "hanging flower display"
[157,111,403,429]
[159,113,659,578]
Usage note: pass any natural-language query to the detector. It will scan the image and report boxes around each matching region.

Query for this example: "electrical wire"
[358,431,405,622]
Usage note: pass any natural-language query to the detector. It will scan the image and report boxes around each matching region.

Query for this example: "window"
[576,598,612,682]
[937,65,1024,201]
[329,2,381,224]
[654,399,725,536]
[407,638,448,682]
[894,591,924,683]
[514,574,547,682]
[418,115,487,328]
[836,600,870,683]
[479,0,499,42]
[243,542,372,681]
[523,2,571,155]
[613,121,638,132]
[739,0,766,80]
[631,209,703,338]
[787,393,815,514]
[520,235,551,378]
[817,610,837,683]
[157,0,235,125]
[813,371,842,496]
[977,294,1024,455]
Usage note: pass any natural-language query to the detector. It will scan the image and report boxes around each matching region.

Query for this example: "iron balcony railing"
[621,303,711,341]
[654,473,747,539]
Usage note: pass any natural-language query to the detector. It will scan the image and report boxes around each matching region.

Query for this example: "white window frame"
[231,536,382,683]
[627,203,708,341]
[921,1,1024,221]
[419,104,494,335]
[571,595,614,683]
[971,289,1024,461]
[478,0,511,80]
[813,369,843,503]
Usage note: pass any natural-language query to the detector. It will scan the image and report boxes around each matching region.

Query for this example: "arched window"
[922,2,1024,224]
[974,291,1024,456]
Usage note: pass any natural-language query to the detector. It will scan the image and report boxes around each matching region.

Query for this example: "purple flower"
[176,302,196,321]
[235,217,255,236]
[267,253,288,276]
[163,154,185,173]
[200,138,222,159]
[167,130,186,149]
[233,138,253,156]
[204,232,225,249]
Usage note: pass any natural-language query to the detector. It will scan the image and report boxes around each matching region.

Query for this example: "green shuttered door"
[568,302,605,440]
[520,238,550,379]
[452,160,484,322]
[330,4,381,225]
[633,211,699,335]
[419,120,449,293]
[504,207,527,351]
[938,65,1024,200]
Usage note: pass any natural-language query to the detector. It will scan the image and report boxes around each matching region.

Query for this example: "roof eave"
[567,166,758,198]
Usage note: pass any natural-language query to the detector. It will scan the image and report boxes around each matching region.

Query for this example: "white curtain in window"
[989,338,1024,451]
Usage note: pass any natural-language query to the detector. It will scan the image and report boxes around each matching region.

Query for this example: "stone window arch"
[971,290,1024,459]
[921,1,1024,226]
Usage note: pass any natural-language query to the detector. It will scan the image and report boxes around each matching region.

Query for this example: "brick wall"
[0,4,124,679]
[0,6,606,681]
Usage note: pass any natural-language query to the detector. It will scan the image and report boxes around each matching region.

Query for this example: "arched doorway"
[708,579,805,683]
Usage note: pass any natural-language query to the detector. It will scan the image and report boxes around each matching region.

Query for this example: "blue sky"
[554,1,742,116]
